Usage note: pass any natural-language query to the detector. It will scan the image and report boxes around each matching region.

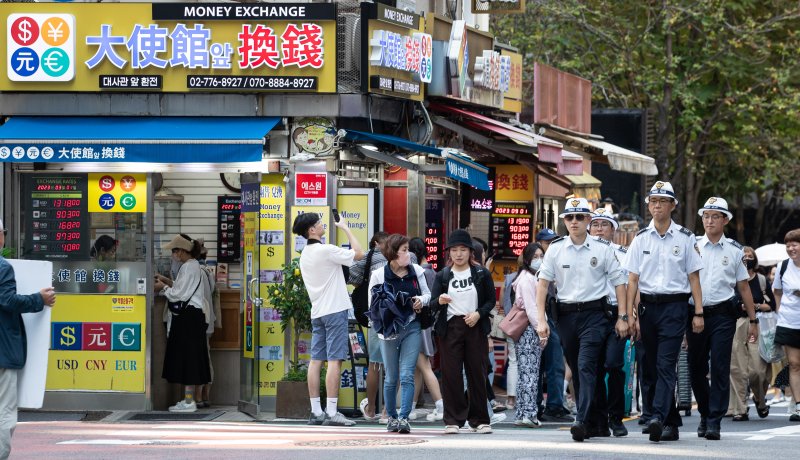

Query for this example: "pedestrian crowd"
[289,180,800,443]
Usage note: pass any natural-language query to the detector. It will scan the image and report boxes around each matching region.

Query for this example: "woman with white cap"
[153,234,212,413]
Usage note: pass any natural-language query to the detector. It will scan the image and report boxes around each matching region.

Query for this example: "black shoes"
[540,407,575,423]
[647,418,663,442]
[757,405,770,418]
[661,425,679,441]
[705,426,720,440]
[609,418,628,437]
[570,421,587,442]
[697,417,707,438]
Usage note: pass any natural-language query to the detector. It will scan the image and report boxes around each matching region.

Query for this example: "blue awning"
[343,129,489,190]
[0,117,281,163]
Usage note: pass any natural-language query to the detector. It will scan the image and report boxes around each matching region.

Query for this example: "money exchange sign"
[0,3,337,92]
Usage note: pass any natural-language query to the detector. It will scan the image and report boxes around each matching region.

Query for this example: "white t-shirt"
[773,260,800,329]
[299,242,355,319]
[446,267,479,321]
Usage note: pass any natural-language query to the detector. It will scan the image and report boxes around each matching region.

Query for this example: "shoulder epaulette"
[679,227,693,237]
[594,237,611,246]
[636,228,648,236]
[550,236,566,244]
[726,238,743,250]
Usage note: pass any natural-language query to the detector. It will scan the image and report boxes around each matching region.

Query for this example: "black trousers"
[687,310,737,428]
[599,320,628,422]
[440,316,490,427]
[640,301,686,427]
[557,310,609,424]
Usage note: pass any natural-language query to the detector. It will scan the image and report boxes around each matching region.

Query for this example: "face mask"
[745,259,757,270]
[398,251,411,266]
[530,259,543,271]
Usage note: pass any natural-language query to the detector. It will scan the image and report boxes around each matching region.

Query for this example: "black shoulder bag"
[167,278,203,315]
[351,248,375,328]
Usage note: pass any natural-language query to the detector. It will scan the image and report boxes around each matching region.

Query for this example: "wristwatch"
[694,312,705,318]
[749,318,759,324]
[618,314,629,322]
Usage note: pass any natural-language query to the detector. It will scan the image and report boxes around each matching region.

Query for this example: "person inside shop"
[430,229,496,435]
[292,211,364,427]
[367,234,431,434]
[153,234,213,413]
[90,235,117,261]
[84,235,118,294]
[1,219,57,459]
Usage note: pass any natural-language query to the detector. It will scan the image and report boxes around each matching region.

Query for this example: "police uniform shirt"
[538,235,627,303]
[623,220,703,295]
[692,235,748,306]
[606,243,628,306]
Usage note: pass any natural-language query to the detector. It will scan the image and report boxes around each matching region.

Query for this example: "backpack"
[780,258,789,288]
[351,248,375,328]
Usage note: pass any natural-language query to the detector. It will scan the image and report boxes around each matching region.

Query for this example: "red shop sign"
[295,172,327,205]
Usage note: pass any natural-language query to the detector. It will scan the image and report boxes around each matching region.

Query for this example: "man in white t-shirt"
[292,212,363,427]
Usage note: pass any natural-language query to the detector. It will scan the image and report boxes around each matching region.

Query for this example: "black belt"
[640,293,690,304]
[702,298,737,317]
[557,298,605,314]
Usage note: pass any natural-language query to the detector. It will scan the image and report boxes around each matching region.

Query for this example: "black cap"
[292,212,320,238]
[445,229,473,250]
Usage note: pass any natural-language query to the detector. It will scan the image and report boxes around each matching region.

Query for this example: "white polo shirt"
[693,235,748,306]
[624,220,703,294]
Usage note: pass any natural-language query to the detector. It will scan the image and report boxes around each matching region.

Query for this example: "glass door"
[238,177,262,416]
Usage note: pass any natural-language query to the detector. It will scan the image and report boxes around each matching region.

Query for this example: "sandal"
[732,413,749,422]
[757,405,770,418]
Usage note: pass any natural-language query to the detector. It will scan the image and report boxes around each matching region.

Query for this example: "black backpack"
[351,249,375,328]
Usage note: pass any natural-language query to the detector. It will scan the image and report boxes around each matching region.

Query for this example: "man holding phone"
[292,211,363,426]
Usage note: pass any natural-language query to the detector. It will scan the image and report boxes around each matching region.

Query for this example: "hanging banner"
[0,3,337,92]
[87,173,147,213]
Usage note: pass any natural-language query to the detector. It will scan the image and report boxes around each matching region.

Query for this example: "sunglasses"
[564,214,587,222]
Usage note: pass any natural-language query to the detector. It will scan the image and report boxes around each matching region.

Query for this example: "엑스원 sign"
[0,3,337,92]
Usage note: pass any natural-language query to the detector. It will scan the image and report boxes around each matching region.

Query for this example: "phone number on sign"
[187,76,318,90]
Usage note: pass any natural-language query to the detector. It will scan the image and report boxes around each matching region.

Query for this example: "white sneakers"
[490,412,507,425]
[444,425,460,434]
[471,424,493,434]
[514,417,542,428]
[426,408,444,421]
[168,400,197,413]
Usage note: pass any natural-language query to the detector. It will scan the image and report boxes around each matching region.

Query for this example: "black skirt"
[162,307,211,385]
[775,325,800,349]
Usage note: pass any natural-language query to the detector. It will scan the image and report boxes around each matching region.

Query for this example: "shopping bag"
[758,311,785,363]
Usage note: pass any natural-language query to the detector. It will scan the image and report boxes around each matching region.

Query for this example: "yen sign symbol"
[120,193,136,211]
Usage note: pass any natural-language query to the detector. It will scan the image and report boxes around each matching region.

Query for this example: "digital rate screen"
[23,175,90,260]
[489,202,533,260]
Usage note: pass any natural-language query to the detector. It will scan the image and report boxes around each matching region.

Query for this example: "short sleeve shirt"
[773,261,800,329]
[446,267,478,320]
[299,242,355,319]
[624,220,703,294]
[694,235,748,306]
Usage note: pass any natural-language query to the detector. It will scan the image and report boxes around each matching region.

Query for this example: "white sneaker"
[168,400,197,413]
[322,412,357,426]
[471,424,493,434]
[490,412,507,425]
[444,425,460,434]
[514,417,542,428]
[409,409,418,420]
[427,408,444,421]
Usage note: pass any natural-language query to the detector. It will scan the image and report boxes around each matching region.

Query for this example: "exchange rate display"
[23,174,90,260]
[489,202,533,260]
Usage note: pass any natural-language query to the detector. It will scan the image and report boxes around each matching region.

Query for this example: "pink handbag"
[499,297,530,341]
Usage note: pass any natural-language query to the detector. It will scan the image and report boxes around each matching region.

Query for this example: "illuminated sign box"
[0,2,337,93]
[361,2,431,102]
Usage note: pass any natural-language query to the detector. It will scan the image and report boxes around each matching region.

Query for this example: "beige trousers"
[728,317,770,415]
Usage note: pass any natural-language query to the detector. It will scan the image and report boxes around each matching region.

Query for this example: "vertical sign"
[425,200,444,271]
[294,172,327,206]
[258,174,287,396]
[240,182,260,359]
[494,164,534,202]
[23,174,89,261]
[217,195,242,263]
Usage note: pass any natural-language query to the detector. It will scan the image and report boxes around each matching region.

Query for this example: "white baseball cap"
[697,196,732,220]
[590,208,619,230]
[559,197,592,217]
[645,181,678,204]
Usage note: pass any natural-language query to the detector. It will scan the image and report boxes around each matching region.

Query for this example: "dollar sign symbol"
[18,19,33,43]
[61,326,76,346]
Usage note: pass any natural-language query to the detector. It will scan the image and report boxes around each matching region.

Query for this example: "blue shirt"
[624,220,703,294]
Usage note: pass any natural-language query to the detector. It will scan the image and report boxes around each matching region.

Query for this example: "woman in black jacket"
[430,229,496,434]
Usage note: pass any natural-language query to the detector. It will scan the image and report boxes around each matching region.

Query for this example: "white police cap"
[645,181,678,205]
[697,196,732,220]
[559,197,592,217]
[590,208,619,230]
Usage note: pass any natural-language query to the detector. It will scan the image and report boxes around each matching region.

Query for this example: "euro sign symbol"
[18,19,33,43]
[60,326,76,346]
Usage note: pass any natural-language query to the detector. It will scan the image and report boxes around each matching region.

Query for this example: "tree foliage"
[492,0,800,243]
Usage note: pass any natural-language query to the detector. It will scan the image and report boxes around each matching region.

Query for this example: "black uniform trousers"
[686,305,737,428]
[557,309,609,424]
[639,300,687,427]
[599,316,628,422]
[635,339,651,421]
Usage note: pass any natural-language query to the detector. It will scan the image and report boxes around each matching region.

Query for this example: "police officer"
[690,197,759,440]
[589,209,630,437]
[624,181,704,443]
[536,198,628,442]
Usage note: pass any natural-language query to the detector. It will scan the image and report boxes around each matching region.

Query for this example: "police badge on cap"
[559,197,592,217]
[590,208,619,230]
[697,196,733,220]
[645,181,678,205]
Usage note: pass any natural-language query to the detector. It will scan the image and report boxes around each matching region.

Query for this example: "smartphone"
[332,208,340,223]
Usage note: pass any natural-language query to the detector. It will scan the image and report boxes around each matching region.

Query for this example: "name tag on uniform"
[562,265,570,268]
[643,251,650,254]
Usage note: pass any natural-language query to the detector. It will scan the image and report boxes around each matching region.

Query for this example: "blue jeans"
[381,320,422,419]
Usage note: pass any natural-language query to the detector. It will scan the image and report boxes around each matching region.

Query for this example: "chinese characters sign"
[0,3,336,92]
[501,49,523,113]
[88,173,146,213]
[294,172,327,206]
[494,164,534,202]
[362,2,430,102]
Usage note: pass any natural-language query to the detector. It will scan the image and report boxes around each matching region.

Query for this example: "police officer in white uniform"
[690,197,759,440]
[536,198,628,442]
[589,209,630,437]
[624,181,704,443]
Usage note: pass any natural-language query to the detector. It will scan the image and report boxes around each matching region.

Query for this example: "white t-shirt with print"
[446,267,479,321]
[299,243,355,319]
[773,260,800,329]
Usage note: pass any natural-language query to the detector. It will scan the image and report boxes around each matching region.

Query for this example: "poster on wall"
[47,294,146,392]
[336,188,374,250]
[258,174,287,396]
[294,172,327,206]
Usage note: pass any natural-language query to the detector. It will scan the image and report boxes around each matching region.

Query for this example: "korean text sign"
[0,3,337,92]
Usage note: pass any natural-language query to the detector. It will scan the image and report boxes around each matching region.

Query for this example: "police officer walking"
[690,197,759,440]
[624,181,704,443]
[536,198,628,442]
[589,209,630,437]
